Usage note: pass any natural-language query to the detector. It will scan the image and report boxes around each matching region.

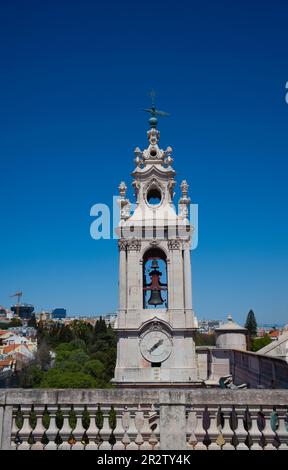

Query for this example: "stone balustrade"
[197,347,288,388]
[0,389,287,450]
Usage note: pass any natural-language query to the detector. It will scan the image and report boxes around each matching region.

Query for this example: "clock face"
[140,330,172,363]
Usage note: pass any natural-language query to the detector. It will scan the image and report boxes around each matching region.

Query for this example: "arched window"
[143,248,168,309]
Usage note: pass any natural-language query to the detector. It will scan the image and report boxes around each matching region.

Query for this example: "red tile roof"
[0,359,12,367]
[269,330,280,337]
[3,344,19,353]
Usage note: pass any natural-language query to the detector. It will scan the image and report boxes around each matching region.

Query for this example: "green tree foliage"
[9,317,22,327]
[27,314,37,328]
[245,310,257,337]
[251,334,272,352]
[94,317,107,335]
[83,359,105,378]
[19,366,44,388]
[0,318,23,329]
[40,369,97,388]
[194,332,216,346]
[24,318,117,389]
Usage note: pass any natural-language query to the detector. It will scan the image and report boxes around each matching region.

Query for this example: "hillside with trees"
[19,318,117,388]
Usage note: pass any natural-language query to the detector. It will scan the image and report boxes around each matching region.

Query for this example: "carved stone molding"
[167,239,180,250]
[149,240,160,247]
[127,239,141,252]
[118,240,127,251]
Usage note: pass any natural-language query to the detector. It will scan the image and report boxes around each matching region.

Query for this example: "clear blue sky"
[0,0,287,325]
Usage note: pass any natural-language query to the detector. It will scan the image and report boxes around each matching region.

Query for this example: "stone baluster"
[257,409,267,449]
[206,406,221,450]
[71,407,86,450]
[45,406,59,450]
[58,407,73,450]
[140,407,155,450]
[11,408,20,449]
[85,407,100,450]
[221,406,235,450]
[30,406,46,450]
[98,407,112,450]
[113,406,126,450]
[234,406,249,450]
[133,405,145,449]
[229,406,239,449]
[243,407,253,449]
[262,407,277,450]
[193,407,207,450]
[148,404,160,450]
[202,407,212,449]
[249,407,263,450]
[186,409,197,449]
[213,407,225,450]
[270,408,281,449]
[126,407,140,450]
[18,406,32,450]
[276,408,288,450]
[121,406,131,449]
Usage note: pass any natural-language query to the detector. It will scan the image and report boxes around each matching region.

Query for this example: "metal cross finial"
[143,91,170,128]
[149,89,157,107]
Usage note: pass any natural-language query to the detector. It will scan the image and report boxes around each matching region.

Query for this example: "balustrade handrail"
[1,388,288,405]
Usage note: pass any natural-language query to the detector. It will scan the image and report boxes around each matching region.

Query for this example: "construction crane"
[10,291,23,318]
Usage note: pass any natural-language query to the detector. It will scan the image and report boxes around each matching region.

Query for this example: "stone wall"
[196,347,288,388]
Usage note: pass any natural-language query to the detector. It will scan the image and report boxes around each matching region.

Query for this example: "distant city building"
[11,304,34,320]
[198,319,224,333]
[0,328,37,378]
[268,329,281,341]
[0,306,13,322]
[7,326,37,338]
[103,313,117,328]
[61,314,117,328]
[36,311,53,322]
[0,306,6,318]
[52,308,67,319]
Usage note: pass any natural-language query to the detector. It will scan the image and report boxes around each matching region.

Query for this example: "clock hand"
[149,339,164,353]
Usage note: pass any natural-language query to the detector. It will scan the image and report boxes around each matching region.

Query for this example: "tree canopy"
[20,318,117,389]
[245,309,257,337]
[251,334,272,352]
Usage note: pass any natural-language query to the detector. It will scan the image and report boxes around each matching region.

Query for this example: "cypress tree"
[245,309,257,337]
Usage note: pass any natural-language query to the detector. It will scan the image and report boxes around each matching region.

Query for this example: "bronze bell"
[151,259,159,269]
[148,289,165,306]
[144,258,167,307]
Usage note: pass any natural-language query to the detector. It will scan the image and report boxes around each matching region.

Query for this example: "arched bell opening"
[143,248,168,309]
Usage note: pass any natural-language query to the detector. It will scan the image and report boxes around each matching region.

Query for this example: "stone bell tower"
[113,106,199,387]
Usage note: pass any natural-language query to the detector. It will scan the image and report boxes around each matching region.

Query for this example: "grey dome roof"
[215,315,247,332]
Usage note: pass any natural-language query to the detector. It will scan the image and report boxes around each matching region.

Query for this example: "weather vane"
[144,90,170,128]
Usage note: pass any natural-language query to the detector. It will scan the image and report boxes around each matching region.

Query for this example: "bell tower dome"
[113,106,199,387]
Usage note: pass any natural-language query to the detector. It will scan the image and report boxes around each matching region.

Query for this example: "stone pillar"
[126,239,141,311]
[1,406,13,450]
[159,391,187,450]
[167,240,184,311]
[183,242,192,311]
[0,406,3,449]
[118,240,127,312]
